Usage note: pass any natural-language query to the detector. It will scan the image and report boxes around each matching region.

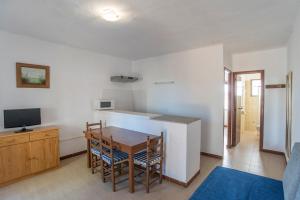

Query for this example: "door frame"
[232,70,265,151]
[224,68,233,148]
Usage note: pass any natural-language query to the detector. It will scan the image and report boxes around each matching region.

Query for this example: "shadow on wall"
[132,89,148,113]
[131,88,213,140]
[58,124,85,140]
[158,103,211,139]
[41,107,58,125]
[102,89,134,111]
[134,100,213,151]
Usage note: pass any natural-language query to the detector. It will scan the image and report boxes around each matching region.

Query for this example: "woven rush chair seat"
[134,132,164,193]
[102,150,128,165]
[134,151,161,168]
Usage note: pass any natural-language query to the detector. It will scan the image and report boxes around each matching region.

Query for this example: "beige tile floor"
[0,131,286,200]
[223,130,286,180]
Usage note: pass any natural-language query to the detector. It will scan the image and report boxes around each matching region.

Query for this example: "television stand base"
[14,128,33,133]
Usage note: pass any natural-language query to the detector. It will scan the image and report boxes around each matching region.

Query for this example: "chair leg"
[159,162,163,184]
[112,164,116,192]
[101,160,105,183]
[87,140,91,168]
[98,156,102,175]
[91,155,95,174]
[146,166,150,193]
[90,151,94,171]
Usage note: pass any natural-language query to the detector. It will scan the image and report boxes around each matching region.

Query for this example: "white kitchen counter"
[152,115,200,124]
[112,109,161,119]
[94,110,201,185]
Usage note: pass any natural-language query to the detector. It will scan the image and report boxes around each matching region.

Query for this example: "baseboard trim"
[261,149,285,155]
[163,169,200,187]
[60,150,87,160]
[163,175,186,187]
[186,169,200,186]
[201,152,223,159]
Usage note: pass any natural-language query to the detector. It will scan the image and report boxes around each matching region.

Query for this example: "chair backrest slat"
[146,132,163,166]
[86,121,102,150]
[100,132,115,164]
[86,121,102,132]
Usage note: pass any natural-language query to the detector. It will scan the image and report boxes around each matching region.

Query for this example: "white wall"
[0,28,291,158]
[232,47,287,152]
[223,48,232,69]
[131,44,225,156]
[0,31,133,156]
[287,12,300,149]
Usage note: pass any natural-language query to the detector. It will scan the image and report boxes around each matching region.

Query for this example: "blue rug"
[189,166,284,200]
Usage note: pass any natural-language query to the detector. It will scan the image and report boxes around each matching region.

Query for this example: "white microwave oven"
[94,99,115,110]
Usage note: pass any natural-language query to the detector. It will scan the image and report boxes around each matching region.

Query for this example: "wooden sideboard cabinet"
[0,127,60,185]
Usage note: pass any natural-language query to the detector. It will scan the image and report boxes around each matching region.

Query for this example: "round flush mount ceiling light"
[101,8,120,22]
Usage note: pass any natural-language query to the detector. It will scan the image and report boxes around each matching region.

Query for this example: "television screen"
[4,108,41,128]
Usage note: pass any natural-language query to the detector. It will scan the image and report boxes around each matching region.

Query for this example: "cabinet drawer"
[0,134,29,147]
[30,130,58,141]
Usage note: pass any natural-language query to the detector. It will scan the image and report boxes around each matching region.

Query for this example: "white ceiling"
[0,0,299,60]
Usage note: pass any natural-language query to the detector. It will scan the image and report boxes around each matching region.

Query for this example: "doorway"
[224,68,232,148]
[232,70,265,150]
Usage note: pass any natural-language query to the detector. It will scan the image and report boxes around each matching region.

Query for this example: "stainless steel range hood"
[110,76,138,83]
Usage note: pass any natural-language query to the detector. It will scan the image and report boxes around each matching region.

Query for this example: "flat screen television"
[4,108,41,132]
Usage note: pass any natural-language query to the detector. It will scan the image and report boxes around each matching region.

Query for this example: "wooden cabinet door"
[30,137,59,173]
[0,143,31,184]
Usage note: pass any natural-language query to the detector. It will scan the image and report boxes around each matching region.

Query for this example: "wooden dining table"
[84,126,157,193]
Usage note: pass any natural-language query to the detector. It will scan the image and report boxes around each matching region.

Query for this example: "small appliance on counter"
[94,99,115,110]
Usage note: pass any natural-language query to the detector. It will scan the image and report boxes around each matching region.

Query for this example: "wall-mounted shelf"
[265,84,286,89]
[154,81,175,85]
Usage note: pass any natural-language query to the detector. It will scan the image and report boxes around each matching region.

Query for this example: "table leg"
[128,152,135,193]
[87,139,91,168]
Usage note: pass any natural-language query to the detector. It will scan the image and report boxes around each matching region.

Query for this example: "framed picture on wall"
[16,63,50,88]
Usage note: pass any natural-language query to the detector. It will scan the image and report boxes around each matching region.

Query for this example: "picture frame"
[16,63,50,88]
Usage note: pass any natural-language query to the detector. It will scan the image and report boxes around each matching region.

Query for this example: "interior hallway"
[0,132,286,200]
[223,128,286,180]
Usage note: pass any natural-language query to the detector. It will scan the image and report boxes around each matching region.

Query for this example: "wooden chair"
[134,132,164,193]
[100,133,129,192]
[86,121,102,174]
